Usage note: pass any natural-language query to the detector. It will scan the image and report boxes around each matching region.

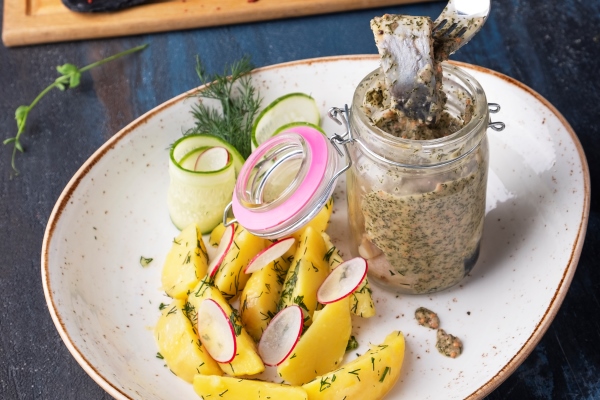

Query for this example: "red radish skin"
[245,237,296,274]
[196,299,237,363]
[317,257,368,304]
[194,147,230,171]
[257,305,304,366]
[208,224,235,277]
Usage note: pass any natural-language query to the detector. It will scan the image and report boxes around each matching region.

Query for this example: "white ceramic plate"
[42,56,590,400]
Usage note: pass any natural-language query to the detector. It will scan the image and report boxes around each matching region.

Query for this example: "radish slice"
[208,224,235,277]
[196,299,237,363]
[258,305,303,366]
[317,257,368,304]
[244,237,296,274]
[194,146,230,172]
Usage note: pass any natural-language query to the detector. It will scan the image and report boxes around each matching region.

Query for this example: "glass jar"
[347,63,490,294]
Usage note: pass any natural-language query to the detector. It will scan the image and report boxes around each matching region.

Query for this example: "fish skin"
[61,0,149,12]
[370,14,445,125]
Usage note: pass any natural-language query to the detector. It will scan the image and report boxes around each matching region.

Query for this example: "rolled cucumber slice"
[251,93,320,151]
[171,134,245,175]
[168,138,236,234]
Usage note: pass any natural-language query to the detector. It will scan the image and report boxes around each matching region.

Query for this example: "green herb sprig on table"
[3,44,148,174]
[187,56,261,159]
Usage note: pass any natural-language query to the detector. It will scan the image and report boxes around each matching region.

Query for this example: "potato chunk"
[302,331,406,400]
[240,256,291,341]
[322,232,376,318]
[207,219,234,248]
[193,375,307,400]
[188,277,265,376]
[161,223,208,299]
[213,224,266,301]
[154,299,221,382]
[290,197,333,241]
[277,296,351,385]
[279,227,329,320]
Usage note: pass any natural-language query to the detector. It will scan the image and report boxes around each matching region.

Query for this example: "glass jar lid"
[229,125,344,239]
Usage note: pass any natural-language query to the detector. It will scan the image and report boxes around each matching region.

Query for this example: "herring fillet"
[370,15,444,125]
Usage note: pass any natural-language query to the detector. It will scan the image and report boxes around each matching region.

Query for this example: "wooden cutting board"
[2,0,435,47]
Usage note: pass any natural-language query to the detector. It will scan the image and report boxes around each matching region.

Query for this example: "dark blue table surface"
[1,1,598,399]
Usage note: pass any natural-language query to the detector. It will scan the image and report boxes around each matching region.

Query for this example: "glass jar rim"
[231,127,332,235]
[351,62,489,166]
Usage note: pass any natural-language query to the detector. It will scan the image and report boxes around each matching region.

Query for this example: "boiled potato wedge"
[290,197,333,242]
[279,227,330,319]
[154,299,221,382]
[208,222,227,248]
[161,223,208,299]
[193,375,307,400]
[213,224,266,301]
[320,231,345,269]
[188,277,265,376]
[322,232,376,318]
[208,219,235,248]
[277,296,351,385]
[302,331,405,400]
[240,256,291,341]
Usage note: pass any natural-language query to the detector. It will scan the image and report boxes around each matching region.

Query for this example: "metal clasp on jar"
[488,103,505,131]
[326,104,355,181]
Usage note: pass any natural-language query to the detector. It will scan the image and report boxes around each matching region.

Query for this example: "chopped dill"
[346,335,359,352]
[139,256,153,267]
[379,366,391,382]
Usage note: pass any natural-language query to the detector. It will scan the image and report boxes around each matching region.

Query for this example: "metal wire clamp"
[488,103,505,131]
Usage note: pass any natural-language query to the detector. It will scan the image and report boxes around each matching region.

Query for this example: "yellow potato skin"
[279,227,330,319]
[208,222,227,247]
[271,198,333,265]
[240,256,291,341]
[290,197,333,242]
[321,232,376,318]
[277,296,351,385]
[161,224,208,299]
[302,331,406,400]
[193,375,308,400]
[208,219,235,248]
[154,299,222,383]
[213,224,267,301]
[188,277,265,376]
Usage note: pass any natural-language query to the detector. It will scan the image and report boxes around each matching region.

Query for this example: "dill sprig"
[188,56,261,159]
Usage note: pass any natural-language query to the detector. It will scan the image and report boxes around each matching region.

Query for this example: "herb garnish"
[187,56,261,159]
[346,335,359,352]
[229,308,243,336]
[379,366,391,382]
[140,256,153,267]
[323,246,336,262]
[319,376,332,392]
[166,305,177,316]
[348,368,361,381]
[3,44,148,174]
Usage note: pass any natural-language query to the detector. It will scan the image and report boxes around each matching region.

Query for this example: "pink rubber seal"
[232,126,329,232]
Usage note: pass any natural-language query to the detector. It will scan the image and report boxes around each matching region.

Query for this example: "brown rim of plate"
[41,54,591,400]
